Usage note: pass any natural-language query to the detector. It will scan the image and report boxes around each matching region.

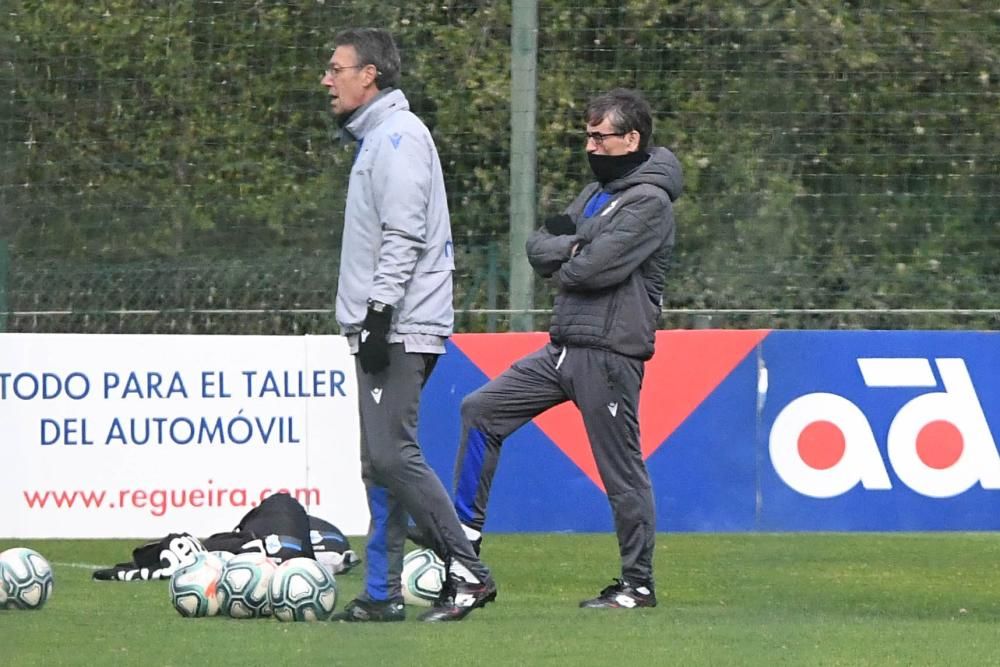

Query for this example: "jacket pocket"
[396,269,454,333]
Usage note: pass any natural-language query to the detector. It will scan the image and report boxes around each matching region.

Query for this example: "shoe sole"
[579,601,656,609]
[419,586,497,622]
[333,599,406,622]
[333,613,405,622]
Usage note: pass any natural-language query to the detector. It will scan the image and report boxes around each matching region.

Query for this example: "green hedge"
[1,1,998,330]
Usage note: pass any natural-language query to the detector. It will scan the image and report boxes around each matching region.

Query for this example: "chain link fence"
[2,2,998,333]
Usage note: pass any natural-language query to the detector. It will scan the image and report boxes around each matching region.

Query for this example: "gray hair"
[334,28,401,90]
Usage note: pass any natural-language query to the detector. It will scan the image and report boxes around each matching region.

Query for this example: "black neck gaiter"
[587,150,649,186]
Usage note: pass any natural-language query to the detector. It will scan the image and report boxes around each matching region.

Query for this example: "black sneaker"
[332,597,406,622]
[418,577,497,622]
[579,579,656,609]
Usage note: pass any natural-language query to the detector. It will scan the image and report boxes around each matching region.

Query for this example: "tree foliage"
[1,1,998,331]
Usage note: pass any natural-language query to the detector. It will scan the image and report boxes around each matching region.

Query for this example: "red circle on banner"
[916,420,964,469]
[797,420,846,470]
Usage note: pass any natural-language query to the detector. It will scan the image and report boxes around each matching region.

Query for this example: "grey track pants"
[454,343,656,585]
[355,344,490,601]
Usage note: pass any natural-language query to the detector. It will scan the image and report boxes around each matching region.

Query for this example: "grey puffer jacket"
[526,146,683,360]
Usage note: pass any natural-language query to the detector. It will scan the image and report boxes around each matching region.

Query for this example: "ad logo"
[770,358,1000,498]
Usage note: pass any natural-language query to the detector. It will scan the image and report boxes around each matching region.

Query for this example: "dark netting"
[2,2,998,332]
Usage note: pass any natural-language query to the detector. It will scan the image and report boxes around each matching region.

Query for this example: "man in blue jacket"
[322,27,495,623]
[451,89,683,608]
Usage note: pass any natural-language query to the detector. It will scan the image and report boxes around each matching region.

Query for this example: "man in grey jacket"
[450,88,683,608]
[321,27,495,623]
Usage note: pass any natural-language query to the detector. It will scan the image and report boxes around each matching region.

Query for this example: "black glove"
[543,213,576,236]
[358,301,393,375]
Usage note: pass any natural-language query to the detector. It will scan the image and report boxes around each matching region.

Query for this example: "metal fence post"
[487,241,498,333]
[509,0,537,331]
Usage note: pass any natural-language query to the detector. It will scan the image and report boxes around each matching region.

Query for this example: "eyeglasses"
[584,131,628,146]
[325,63,367,78]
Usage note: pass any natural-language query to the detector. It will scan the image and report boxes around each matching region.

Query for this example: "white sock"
[447,525,484,584]
[449,558,480,584]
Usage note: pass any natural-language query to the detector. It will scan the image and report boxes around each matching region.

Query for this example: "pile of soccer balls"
[0,547,55,610]
[169,551,339,622]
[168,547,447,620]
[0,543,445,619]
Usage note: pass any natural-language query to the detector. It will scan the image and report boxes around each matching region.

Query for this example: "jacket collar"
[340,88,408,142]
[600,146,684,202]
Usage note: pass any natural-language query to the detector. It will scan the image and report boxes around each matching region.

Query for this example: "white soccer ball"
[217,552,277,619]
[401,548,446,607]
[169,552,225,618]
[268,557,338,622]
[209,550,235,564]
[0,547,54,610]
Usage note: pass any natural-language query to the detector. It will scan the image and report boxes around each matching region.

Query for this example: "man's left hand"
[358,301,394,374]
[544,214,576,236]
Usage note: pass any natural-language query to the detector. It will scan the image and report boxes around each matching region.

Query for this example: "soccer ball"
[268,557,338,622]
[169,552,225,617]
[0,547,54,610]
[401,548,446,607]
[209,550,235,564]
[217,552,276,619]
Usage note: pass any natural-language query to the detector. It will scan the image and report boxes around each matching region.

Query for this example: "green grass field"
[3,533,1000,666]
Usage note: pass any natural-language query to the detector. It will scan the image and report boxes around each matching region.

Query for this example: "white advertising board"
[0,334,368,537]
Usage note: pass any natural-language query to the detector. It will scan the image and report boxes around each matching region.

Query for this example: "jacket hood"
[605,146,683,202]
[340,88,408,141]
